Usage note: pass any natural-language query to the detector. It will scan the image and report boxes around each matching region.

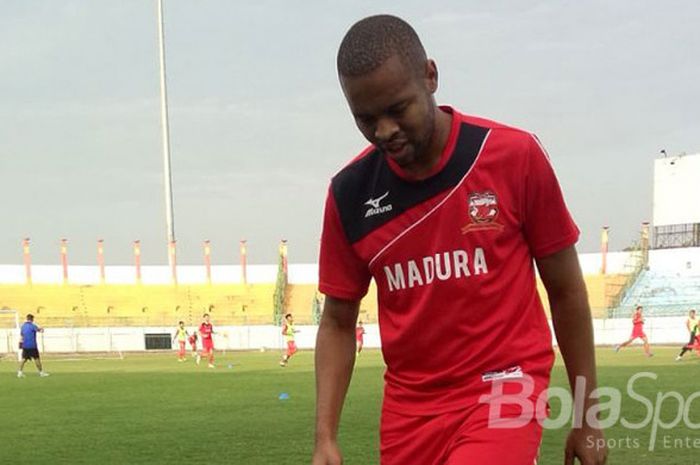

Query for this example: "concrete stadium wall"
[0,264,320,285]
[0,318,691,355]
[648,247,700,273]
[0,250,647,286]
[0,325,338,354]
[0,324,380,354]
[589,317,690,346]
[2,248,697,286]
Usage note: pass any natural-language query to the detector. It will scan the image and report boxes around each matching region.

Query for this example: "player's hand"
[312,440,342,465]
[564,426,608,465]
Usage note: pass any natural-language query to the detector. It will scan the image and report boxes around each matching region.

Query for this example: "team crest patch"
[461,191,504,234]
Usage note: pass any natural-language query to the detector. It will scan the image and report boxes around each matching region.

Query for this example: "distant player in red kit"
[188,331,198,358]
[615,305,653,356]
[355,321,366,354]
[312,15,607,465]
[196,314,215,368]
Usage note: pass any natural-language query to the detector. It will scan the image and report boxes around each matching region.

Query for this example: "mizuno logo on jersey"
[364,191,393,218]
[383,247,489,292]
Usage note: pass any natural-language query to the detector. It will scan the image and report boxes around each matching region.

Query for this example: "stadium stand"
[617,269,700,316]
[0,273,615,327]
[537,274,623,319]
[0,284,276,327]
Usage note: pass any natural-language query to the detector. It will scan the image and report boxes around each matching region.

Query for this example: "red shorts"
[631,327,646,339]
[381,392,543,465]
[286,341,297,357]
[201,339,214,354]
[178,341,186,352]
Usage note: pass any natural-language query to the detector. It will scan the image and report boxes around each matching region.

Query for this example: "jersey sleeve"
[522,135,580,258]
[319,187,371,301]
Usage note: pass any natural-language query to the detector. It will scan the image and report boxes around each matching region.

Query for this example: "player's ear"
[424,59,438,94]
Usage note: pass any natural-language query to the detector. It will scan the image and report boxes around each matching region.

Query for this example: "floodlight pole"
[157,0,176,264]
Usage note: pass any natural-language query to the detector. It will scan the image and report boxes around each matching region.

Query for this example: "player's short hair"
[178,320,184,325]
[337,15,427,78]
[26,313,34,321]
[285,313,292,319]
[202,313,209,318]
[636,305,643,310]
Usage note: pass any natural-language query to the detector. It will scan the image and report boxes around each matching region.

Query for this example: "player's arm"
[536,245,607,465]
[313,296,360,465]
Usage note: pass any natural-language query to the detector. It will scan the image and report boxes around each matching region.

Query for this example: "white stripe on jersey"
[368,129,492,269]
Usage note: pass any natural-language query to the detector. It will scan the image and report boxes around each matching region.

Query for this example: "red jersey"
[199,323,213,341]
[633,312,644,327]
[319,108,579,415]
[188,334,198,345]
[356,327,365,341]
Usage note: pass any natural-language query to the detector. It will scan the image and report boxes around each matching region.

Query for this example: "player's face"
[340,54,439,170]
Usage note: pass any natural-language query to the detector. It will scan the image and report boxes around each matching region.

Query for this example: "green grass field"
[1,347,699,464]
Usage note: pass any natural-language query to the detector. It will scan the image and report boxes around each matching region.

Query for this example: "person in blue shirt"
[18,314,49,378]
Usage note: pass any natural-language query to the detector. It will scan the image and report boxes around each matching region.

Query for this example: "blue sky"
[1,0,698,265]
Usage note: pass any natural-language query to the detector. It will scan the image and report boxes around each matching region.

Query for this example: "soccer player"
[17,314,49,378]
[196,314,215,368]
[313,15,607,465]
[676,309,698,360]
[172,321,189,362]
[188,330,199,358]
[615,305,653,356]
[279,313,298,367]
[355,320,365,354]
